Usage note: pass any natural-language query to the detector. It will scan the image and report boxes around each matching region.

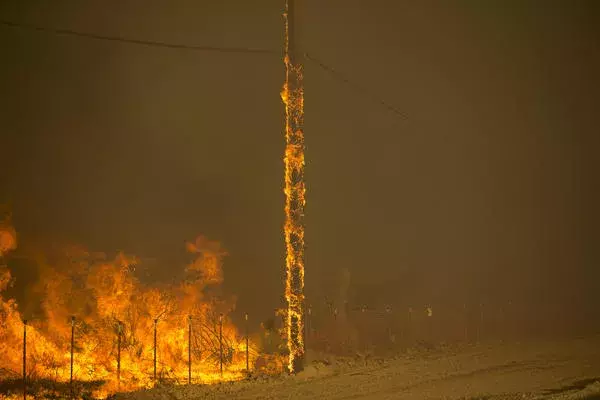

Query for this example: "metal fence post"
[245,313,249,372]
[188,315,192,385]
[219,314,223,377]
[477,302,483,343]
[23,319,27,400]
[153,319,157,383]
[117,321,122,389]
[70,316,75,398]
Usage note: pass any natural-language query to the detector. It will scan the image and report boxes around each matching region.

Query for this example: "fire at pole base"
[282,0,305,374]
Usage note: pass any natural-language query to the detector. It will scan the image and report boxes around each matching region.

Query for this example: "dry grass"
[115,335,600,400]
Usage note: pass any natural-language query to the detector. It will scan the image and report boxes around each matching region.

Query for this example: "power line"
[304,52,407,119]
[0,19,279,55]
[0,19,407,118]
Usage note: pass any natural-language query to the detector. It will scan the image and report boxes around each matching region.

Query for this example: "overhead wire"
[304,52,407,119]
[0,19,278,55]
[0,19,406,119]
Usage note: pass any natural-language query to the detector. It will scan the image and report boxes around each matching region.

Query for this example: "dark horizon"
[1,0,599,333]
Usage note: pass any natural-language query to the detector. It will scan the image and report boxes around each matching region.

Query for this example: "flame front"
[0,224,257,398]
[281,0,306,373]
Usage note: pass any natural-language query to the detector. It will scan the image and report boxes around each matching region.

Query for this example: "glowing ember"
[281,0,306,373]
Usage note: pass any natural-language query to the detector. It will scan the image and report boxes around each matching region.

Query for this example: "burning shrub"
[0,221,255,398]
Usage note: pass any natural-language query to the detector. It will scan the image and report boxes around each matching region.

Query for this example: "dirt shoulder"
[116,335,600,400]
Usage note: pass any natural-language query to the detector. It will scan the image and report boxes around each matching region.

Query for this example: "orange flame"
[0,225,256,398]
[282,0,306,373]
[0,217,16,258]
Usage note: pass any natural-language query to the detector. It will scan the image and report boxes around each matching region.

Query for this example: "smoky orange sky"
[0,1,598,330]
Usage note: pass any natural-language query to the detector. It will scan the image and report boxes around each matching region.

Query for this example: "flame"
[0,224,258,398]
[0,218,16,257]
[281,0,306,373]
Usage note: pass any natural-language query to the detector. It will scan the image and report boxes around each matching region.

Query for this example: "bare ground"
[116,335,600,400]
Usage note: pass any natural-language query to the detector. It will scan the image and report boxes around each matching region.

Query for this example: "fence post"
[153,319,157,384]
[385,305,393,345]
[307,305,312,342]
[23,319,27,400]
[426,305,433,342]
[506,300,512,341]
[463,303,468,342]
[303,301,307,353]
[70,316,75,399]
[477,302,483,343]
[117,321,122,389]
[188,315,192,385]
[245,313,249,372]
[407,307,413,344]
[219,314,223,377]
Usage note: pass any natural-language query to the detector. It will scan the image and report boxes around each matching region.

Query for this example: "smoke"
[0,213,17,296]
[0,215,17,259]
[185,235,227,286]
[337,268,351,322]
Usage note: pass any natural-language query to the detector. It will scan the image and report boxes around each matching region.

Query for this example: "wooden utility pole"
[283,0,306,374]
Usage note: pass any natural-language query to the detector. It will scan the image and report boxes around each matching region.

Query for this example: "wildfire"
[281,0,306,373]
[0,222,257,398]
[0,216,16,256]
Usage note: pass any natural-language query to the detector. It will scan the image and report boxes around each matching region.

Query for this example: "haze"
[1,0,598,334]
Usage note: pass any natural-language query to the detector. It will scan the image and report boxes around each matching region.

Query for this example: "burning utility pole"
[282,0,305,373]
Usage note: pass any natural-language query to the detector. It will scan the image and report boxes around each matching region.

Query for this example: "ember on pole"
[281,0,306,374]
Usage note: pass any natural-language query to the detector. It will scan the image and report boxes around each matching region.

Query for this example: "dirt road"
[117,335,600,400]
